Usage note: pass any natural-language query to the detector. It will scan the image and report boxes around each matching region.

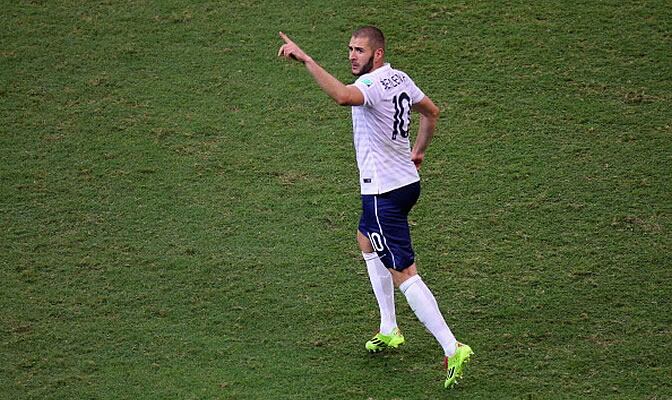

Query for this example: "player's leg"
[358,229,398,337]
[357,229,374,252]
[392,266,457,357]
[358,185,420,352]
[392,261,473,388]
[372,182,473,386]
[358,196,402,353]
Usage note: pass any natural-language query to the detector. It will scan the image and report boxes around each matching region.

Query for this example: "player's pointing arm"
[278,32,364,106]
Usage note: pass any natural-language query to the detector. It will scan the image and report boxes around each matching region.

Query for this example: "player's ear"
[374,48,384,63]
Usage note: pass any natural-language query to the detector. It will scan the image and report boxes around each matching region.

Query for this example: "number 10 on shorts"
[368,232,385,252]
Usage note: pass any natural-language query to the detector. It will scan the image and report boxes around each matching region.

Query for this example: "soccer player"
[278,26,473,388]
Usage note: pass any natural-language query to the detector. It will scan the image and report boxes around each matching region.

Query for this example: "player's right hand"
[278,32,310,63]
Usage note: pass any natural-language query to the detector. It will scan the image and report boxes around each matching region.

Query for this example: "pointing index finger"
[279,31,292,44]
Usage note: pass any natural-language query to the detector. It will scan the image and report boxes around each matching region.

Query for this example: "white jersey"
[352,63,426,195]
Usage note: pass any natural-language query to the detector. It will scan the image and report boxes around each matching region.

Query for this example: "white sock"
[363,252,397,334]
[400,275,457,356]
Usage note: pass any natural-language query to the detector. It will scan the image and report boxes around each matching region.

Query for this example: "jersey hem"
[360,177,421,195]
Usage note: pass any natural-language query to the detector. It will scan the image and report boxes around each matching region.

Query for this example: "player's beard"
[353,55,374,76]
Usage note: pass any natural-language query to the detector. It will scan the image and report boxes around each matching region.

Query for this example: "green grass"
[1,1,671,399]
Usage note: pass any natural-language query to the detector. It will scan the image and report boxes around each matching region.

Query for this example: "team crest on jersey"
[361,78,374,87]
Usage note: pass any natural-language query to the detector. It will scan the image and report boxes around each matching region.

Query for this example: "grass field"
[1,1,671,399]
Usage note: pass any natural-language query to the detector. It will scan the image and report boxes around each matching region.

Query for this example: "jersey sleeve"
[404,73,426,104]
[354,76,384,107]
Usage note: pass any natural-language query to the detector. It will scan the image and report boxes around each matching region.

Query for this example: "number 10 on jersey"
[392,92,411,140]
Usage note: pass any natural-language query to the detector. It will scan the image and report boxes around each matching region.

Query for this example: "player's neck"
[370,60,385,72]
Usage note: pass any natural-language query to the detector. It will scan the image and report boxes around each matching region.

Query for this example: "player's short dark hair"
[352,26,385,51]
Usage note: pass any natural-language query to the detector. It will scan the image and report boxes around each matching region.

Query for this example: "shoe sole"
[366,339,405,353]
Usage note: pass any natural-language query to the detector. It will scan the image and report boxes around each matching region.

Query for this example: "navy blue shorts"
[358,181,421,271]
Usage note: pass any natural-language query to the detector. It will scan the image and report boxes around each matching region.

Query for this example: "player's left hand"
[411,151,424,170]
[278,32,311,63]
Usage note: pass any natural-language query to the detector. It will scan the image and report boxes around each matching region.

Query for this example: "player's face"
[349,36,375,76]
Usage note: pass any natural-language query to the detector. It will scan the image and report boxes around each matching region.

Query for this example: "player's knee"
[390,264,418,287]
[357,230,374,252]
